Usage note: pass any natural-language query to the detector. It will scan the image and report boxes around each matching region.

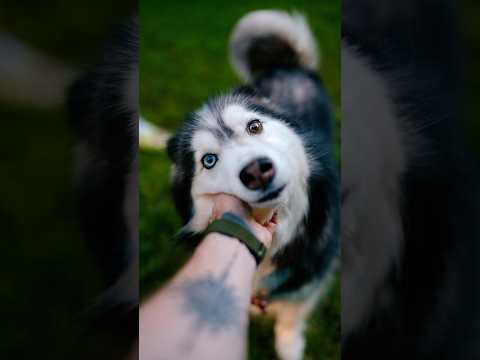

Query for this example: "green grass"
[139,1,340,359]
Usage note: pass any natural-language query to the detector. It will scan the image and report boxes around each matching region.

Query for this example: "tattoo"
[181,275,241,333]
[180,251,242,333]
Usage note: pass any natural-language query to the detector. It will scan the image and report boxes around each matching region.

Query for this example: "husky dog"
[167,10,339,360]
[68,17,138,355]
[342,0,480,358]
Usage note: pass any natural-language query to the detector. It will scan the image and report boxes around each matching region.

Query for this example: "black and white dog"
[167,11,339,360]
[68,17,138,356]
[342,0,480,358]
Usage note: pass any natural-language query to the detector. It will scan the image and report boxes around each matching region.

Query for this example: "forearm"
[139,233,256,360]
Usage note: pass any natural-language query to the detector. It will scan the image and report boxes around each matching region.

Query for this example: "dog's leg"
[269,270,335,360]
[272,300,309,360]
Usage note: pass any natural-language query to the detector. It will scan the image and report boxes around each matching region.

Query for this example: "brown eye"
[247,119,263,135]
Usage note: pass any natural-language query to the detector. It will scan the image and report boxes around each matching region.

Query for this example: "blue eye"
[201,153,218,169]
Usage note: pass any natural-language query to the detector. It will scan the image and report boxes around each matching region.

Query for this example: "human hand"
[209,193,277,249]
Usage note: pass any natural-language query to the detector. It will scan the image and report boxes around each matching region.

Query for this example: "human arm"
[139,194,275,360]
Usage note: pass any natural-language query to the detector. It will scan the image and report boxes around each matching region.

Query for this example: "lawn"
[139,0,341,359]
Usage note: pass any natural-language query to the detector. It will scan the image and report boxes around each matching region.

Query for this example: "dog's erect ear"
[167,135,178,162]
[233,85,257,97]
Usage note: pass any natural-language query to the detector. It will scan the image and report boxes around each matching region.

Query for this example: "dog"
[68,17,138,356]
[342,0,480,358]
[167,10,340,360]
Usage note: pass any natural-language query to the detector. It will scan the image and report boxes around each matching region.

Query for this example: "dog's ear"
[233,85,257,97]
[167,135,178,162]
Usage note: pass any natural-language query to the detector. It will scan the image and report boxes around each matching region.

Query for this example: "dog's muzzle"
[239,157,275,190]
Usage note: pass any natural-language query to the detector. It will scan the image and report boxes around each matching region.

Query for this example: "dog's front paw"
[274,323,305,360]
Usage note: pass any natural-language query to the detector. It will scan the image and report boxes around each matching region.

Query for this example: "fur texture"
[229,10,319,82]
[168,10,339,360]
[342,0,480,358]
[67,17,138,346]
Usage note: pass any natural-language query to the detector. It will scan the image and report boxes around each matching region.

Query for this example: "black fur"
[342,0,480,358]
[67,16,138,348]
[167,127,196,224]
[251,68,339,295]
[68,18,138,287]
[247,35,299,78]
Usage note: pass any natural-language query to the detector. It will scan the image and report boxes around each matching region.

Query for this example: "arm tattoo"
[179,250,243,333]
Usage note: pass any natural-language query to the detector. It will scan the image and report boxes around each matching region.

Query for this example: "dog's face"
[168,94,311,251]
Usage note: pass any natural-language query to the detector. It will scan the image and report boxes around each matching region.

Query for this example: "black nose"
[239,157,275,190]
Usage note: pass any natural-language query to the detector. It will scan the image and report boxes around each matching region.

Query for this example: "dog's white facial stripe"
[188,99,311,254]
[221,104,259,134]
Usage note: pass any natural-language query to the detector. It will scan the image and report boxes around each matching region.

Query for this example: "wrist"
[204,213,267,265]
[202,233,256,267]
[186,233,257,287]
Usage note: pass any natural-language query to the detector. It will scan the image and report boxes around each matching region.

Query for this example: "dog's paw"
[274,323,305,360]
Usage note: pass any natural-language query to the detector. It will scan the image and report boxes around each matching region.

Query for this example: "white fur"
[229,10,319,82]
[188,102,310,255]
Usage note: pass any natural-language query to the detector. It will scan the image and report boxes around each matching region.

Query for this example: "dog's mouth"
[249,185,285,226]
[255,184,286,204]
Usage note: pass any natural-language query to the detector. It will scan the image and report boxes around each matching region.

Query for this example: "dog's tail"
[229,10,319,82]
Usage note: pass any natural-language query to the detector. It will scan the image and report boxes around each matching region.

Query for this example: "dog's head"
[167,92,311,252]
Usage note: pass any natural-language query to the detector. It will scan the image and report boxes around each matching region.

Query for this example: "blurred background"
[0,1,135,358]
[1,0,480,359]
[139,0,340,359]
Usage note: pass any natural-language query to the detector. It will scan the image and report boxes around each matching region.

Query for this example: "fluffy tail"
[229,10,319,82]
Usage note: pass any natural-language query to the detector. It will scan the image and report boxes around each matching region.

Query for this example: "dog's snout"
[239,157,275,190]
